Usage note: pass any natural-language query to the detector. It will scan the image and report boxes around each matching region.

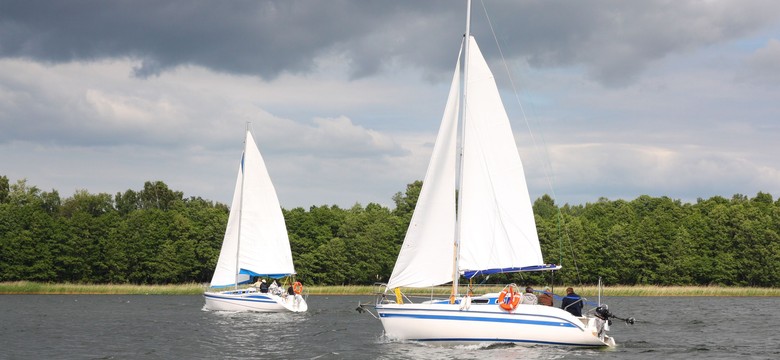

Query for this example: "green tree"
[139,181,183,211]
[0,175,10,203]
[392,180,422,220]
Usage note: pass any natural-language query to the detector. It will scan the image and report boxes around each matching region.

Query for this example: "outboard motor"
[595,304,635,325]
[594,305,613,325]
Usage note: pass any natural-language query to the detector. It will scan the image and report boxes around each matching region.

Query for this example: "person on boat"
[521,286,538,305]
[269,280,280,295]
[538,286,554,306]
[259,279,269,293]
[285,281,303,308]
[459,288,473,310]
[561,287,584,316]
[253,277,263,289]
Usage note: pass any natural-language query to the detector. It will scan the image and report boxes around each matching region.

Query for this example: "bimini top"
[462,264,562,279]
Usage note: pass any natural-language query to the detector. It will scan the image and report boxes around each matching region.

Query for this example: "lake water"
[1,295,778,359]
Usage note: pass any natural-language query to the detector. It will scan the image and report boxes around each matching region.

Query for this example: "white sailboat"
[203,125,307,313]
[372,1,616,346]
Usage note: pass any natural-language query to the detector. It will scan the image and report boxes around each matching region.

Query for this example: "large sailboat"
[370,1,618,346]
[203,125,307,313]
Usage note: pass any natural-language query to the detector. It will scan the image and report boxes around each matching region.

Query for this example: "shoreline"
[1,281,778,296]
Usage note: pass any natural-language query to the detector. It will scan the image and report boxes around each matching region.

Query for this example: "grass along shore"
[1,281,778,296]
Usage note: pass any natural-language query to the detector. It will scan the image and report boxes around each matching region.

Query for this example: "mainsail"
[209,129,295,287]
[458,37,543,276]
[386,36,543,290]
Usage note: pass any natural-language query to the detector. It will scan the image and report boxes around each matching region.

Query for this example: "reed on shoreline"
[0,281,207,295]
[1,281,778,296]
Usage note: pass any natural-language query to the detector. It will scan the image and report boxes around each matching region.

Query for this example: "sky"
[1,0,779,209]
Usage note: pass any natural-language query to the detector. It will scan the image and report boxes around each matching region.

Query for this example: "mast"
[451,0,471,302]
[234,123,249,289]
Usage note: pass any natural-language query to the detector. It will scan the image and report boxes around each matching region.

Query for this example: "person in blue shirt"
[561,287,583,316]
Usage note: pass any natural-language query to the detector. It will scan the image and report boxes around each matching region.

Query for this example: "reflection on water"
[199,308,307,359]
[374,338,612,360]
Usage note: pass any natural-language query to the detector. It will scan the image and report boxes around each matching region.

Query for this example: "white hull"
[376,301,614,347]
[203,289,307,313]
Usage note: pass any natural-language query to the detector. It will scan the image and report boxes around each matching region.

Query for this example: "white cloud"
[536,142,780,205]
[741,38,780,85]
[0,58,433,207]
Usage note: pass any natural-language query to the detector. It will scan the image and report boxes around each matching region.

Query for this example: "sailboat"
[203,125,307,313]
[370,1,617,346]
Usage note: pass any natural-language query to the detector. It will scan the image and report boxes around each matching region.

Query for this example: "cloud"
[477,0,780,87]
[740,38,780,85]
[534,142,780,205]
[2,1,779,209]
[4,1,779,87]
[0,0,455,80]
[0,57,417,207]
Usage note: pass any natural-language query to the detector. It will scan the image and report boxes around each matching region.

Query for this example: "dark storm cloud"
[0,0,458,80]
[3,1,778,85]
[469,0,780,86]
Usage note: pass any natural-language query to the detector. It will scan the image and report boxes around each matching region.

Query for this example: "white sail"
[209,130,295,287]
[458,37,543,274]
[386,47,462,289]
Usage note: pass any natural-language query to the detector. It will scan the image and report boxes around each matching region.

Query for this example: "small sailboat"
[204,125,307,313]
[369,1,619,346]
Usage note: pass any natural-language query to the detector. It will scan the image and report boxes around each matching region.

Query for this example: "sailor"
[259,279,269,293]
[521,286,538,305]
[561,287,584,316]
[269,280,280,295]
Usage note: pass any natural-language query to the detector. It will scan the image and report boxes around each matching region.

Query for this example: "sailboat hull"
[203,289,307,313]
[376,302,614,347]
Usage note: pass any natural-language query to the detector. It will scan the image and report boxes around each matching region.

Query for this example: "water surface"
[2,295,777,359]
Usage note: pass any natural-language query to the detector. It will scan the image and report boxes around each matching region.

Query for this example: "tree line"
[1,175,778,287]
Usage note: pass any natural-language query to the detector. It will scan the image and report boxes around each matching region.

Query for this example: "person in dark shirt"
[561,287,583,316]
[259,279,269,293]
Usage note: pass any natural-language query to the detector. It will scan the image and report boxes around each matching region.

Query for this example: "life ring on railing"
[293,281,303,294]
[498,287,521,311]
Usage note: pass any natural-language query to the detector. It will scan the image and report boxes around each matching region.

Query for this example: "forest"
[1,175,778,287]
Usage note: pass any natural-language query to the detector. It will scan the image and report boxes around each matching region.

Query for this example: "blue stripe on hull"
[414,337,604,347]
[204,293,276,304]
[379,312,577,328]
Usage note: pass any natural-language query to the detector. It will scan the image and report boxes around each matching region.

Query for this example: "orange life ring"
[293,281,303,294]
[498,287,521,311]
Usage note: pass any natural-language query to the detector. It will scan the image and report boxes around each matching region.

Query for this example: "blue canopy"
[462,264,562,278]
[239,268,294,279]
